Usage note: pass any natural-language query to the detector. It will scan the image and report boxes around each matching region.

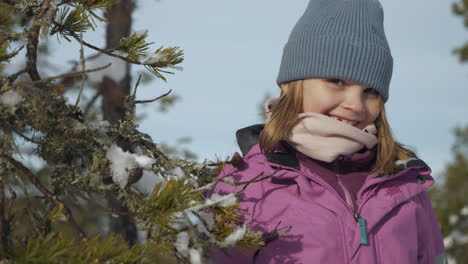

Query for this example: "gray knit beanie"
[276,0,393,102]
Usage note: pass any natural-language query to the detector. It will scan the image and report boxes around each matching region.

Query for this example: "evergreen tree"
[0,0,268,263]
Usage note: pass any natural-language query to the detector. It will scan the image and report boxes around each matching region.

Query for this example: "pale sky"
[42,0,468,180]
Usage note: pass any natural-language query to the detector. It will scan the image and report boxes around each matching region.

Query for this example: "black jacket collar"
[236,124,300,170]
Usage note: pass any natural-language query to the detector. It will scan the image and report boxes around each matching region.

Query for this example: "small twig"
[74,31,86,108]
[0,45,24,66]
[135,89,172,104]
[12,128,41,144]
[4,184,16,221]
[23,208,42,236]
[2,155,87,239]
[132,74,142,98]
[32,63,112,84]
[7,68,27,83]
[83,90,102,117]
[238,170,279,193]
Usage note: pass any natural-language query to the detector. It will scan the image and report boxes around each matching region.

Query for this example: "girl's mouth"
[328,115,359,126]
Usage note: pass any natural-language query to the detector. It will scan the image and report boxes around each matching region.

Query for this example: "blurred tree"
[430,127,468,263]
[429,2,468,263]
[429,2,468,262]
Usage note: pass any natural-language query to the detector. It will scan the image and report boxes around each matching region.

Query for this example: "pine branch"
[118,30,153,61]
[67,0,120,29]
[53,22,184,80]
[52,7,92,40]
[53,23,137,63]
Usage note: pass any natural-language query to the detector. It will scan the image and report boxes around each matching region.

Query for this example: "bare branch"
[132,74,142,98]
[32,63,112,84]
[74,31,87,108]
[83,90,102,118]
[7,68,27,83]
[239,170,278,193]
[4,184,16,221]
[135,89,172,104]
[12,128,41,144]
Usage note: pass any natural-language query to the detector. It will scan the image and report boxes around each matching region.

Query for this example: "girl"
[209,0,447,263]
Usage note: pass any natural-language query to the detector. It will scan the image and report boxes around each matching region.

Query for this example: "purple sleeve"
[416,191,447,264]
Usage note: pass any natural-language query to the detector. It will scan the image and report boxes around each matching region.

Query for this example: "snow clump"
[131,170,164,195]
[189,248,202,264]
[83,51,127,83]
[461,206,468,216]
[175,231,190,257]
[224,225,247,246]
[105,144,155,188]
[131,29,148,38]
[145,52,168,64]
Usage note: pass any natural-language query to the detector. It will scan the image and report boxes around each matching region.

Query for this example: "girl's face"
[300,78,381,130]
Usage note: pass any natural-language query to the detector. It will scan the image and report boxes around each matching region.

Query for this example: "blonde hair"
[259,80,414,176]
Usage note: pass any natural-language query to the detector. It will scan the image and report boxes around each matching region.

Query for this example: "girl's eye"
[364,88,379,96]
[328,79,344,86]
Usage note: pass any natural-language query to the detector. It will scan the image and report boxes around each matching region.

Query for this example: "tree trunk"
[102,0,137,245]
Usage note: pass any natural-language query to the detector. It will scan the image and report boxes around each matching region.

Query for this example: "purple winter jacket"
[209,125,447,264]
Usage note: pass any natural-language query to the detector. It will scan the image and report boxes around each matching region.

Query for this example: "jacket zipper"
[333,156,368,245]
[336,175,354,211]
[268,160,370,245]
[333,157,355,211]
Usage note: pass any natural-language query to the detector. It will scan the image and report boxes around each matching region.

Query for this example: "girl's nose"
[342,93,365,113]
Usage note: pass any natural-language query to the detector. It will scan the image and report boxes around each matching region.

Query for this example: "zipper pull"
[354,213,368,245]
